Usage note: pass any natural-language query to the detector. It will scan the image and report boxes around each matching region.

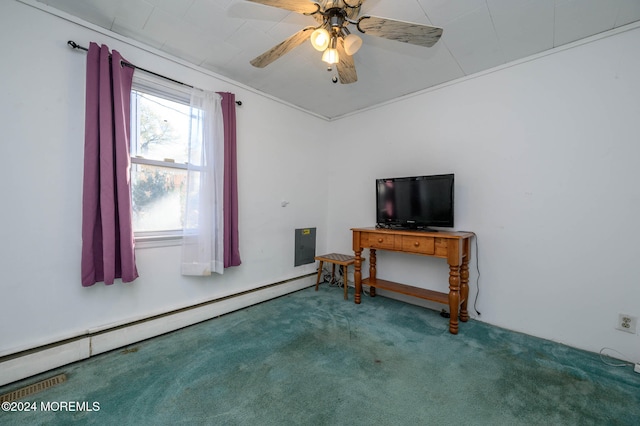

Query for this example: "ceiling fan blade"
[336,37,357,84]
[343,0,367,20]
[246,0,321,15]
[357,16,443,48]
[250,27,314,68]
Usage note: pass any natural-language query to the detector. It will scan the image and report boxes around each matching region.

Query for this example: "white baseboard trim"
[0,339,91,389]
[0,275,314,387]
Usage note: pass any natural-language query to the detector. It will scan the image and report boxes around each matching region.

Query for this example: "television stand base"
[352,227,474,334]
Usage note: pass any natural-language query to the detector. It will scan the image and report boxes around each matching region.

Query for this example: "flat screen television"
[376,174,454,230]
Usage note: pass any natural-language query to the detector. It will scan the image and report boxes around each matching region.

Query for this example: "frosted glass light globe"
[344,33,363,56]
[310,28,330,51]
[322,48,339,65]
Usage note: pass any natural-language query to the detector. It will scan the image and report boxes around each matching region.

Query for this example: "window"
[130,77,191,241]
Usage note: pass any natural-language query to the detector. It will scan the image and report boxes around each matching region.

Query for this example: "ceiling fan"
[247,0,443,84]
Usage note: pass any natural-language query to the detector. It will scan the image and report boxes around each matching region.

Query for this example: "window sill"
[135,232,182,249]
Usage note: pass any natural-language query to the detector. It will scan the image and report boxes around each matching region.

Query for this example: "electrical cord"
[472,232,481,316]
[320,267,345,288]
[459,231,481,316]
[599,347,634,368]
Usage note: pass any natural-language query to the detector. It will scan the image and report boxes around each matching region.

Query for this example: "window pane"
[131,164,186,232]
[131,90,190,164]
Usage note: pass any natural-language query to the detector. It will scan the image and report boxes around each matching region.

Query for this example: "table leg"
[315,260,324,291]
[448,264,461,334]
[460,239,470,322]
[354,250,362,304]
[369,249,377,297]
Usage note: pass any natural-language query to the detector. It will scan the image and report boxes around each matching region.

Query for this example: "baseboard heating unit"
[0,275,314,387]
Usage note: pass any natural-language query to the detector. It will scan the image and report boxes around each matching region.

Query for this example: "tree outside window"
[130,88,190,234]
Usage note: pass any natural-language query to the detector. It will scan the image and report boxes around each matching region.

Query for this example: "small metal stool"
[314,253,360,300]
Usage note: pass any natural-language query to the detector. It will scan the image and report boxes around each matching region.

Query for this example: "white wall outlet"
[616,313,637,334]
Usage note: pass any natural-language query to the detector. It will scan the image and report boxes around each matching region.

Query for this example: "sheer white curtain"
[181,90,224,276]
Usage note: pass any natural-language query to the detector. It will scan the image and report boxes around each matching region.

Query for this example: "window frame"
[129,75,192,247]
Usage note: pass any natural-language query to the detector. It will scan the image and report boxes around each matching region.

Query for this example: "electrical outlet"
[616,313,637,334]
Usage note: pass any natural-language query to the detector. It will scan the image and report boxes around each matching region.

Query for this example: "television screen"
[376,174,454,229]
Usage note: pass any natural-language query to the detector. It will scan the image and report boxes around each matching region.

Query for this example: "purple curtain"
[218,92,241,268]
[81,43,138,286]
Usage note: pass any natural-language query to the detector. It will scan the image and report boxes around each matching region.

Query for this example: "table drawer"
[366,233,396,250]
[401,236,435,255]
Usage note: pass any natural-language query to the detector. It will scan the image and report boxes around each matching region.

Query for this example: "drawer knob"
[377,238,383,243]
[414,241,420,247]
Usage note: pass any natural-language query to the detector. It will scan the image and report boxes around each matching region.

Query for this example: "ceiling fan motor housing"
[328,12,345,31]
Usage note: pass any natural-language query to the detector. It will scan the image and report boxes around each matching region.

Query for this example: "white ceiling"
[33,0,640,119]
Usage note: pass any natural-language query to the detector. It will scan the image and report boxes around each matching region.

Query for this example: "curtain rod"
[67,40,242,106]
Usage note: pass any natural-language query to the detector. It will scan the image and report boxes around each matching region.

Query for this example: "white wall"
[327,25,640,362]
[0,1,328,356]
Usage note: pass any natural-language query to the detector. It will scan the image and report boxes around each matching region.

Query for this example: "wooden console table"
[352,227,474,334]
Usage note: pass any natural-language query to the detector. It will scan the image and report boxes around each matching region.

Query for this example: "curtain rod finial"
[68,40,88,51]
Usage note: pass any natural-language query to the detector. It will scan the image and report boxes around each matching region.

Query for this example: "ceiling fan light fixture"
[322,47,339,65]
[248,0,444,85]
[310,28,330,51]
[344,33,362,55]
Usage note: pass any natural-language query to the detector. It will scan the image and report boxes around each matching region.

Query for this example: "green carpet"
[1,285,639,425]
